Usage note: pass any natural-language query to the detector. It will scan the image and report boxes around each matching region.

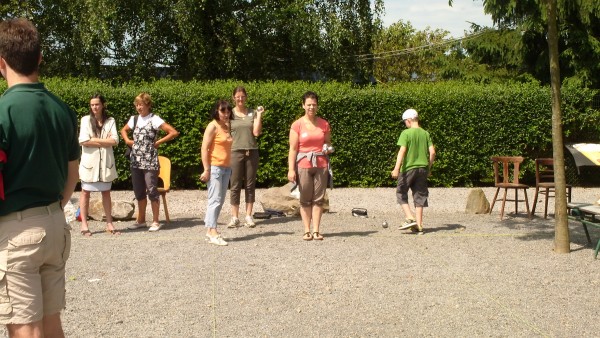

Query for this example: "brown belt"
[234,149,257,156]
[0,202,62,222]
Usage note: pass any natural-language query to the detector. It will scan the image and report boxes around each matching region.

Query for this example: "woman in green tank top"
[227,86,265,229]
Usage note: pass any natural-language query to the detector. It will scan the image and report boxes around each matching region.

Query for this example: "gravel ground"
[2,187,600,337]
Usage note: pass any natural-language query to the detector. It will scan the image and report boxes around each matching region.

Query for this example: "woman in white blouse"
[78,94,119,236]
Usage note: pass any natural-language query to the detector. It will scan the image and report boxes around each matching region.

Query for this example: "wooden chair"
[489,156,531,220]
[531,158,572,218]
[158,156,172,222]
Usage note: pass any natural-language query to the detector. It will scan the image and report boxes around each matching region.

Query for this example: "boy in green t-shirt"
[391,109,436,234]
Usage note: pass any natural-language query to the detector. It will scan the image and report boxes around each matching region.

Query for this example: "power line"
[353,30,489,62]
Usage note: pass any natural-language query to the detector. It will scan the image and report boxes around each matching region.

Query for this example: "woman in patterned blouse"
[120,92,179,232]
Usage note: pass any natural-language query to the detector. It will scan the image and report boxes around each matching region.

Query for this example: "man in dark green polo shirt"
[0,18,79,337]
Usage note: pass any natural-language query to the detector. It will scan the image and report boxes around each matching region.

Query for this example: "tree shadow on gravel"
[327,230,378,238]
[424,224,467,234]
[228,231,295,242]
[487,215,600,251]
[178,217,300,230]
[121,217,202,231]
[117,219,206,236]
[253,217,300,226]
[487,215,551,231]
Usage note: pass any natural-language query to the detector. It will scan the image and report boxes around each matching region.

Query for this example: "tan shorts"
[0,202,71,324]
[297,167,328,206]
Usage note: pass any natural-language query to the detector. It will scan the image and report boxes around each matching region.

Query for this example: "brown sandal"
[106,228,121,235]
[303,232,313,241]
[312,232,324,240]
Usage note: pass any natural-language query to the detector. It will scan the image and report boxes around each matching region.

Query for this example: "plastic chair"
[489,156,531,220]
[158,156,171,222]
[531,158,572,218]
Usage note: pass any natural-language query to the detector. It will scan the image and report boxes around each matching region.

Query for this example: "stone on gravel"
[259,182,329,215]
[465,187,490,214]
[88,199,135,220]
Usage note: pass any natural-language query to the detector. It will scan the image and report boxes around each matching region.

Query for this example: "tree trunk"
[546,0,570,253]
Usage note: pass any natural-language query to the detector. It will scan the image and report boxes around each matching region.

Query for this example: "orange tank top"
[209,121,233,167]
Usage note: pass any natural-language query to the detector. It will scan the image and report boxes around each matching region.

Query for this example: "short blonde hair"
[134,92,152,107]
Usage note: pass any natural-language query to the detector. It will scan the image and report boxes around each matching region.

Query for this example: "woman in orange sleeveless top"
[200,100,233,246]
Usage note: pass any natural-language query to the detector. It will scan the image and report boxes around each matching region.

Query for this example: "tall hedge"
[2,79,598,188]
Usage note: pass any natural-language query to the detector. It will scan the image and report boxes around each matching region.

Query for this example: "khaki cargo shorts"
[0,202,71,324]
[297,167,328,206]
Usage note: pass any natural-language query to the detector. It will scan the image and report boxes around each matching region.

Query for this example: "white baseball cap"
[402,109,418,121]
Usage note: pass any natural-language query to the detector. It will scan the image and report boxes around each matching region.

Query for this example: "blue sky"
[382,0,494,37]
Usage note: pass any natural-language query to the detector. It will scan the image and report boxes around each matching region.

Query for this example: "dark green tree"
[458,0,600,88]
[0,0,383,82]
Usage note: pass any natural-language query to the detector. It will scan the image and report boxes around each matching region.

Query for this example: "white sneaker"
[227,217,240,228]
[206,234,228,246]
[148,222,163,232]
[244,215,256,228]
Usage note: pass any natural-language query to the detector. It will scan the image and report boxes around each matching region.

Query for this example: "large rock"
[89,199,135,221]
[260,182,329,216]
[465,188,490,214]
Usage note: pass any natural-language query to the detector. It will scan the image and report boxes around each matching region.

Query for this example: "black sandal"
[312,232,324,240]
[303,232,313,241]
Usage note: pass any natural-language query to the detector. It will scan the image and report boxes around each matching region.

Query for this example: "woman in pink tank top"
[287,91,332,241]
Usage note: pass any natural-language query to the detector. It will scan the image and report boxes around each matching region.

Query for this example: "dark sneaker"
[399,218,417,230]
[410,223,424,235]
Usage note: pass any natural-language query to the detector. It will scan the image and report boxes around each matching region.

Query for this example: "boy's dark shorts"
[396,167,429,207]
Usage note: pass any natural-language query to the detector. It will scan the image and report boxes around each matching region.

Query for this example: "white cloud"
[382,0,494,37]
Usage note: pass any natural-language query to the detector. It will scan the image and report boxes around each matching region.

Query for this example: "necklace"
[217,120,231,137]
[234,107,248,118]
[220,120,230,131]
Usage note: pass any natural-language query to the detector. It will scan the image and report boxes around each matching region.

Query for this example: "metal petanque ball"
[382,221,388,228]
